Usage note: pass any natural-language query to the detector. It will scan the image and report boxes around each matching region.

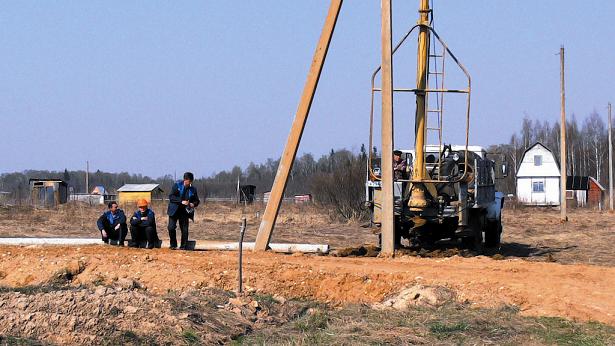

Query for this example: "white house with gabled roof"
[516,142,561,205]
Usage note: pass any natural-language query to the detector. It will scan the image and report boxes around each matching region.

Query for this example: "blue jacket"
[97,209,127,231]
[130,208,156,228]
[167,181,200,218]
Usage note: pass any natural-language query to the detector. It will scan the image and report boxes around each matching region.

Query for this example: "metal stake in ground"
[238,217,246,294]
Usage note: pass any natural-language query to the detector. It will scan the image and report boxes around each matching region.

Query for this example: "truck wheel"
[466,213,484,254]
[472,229,484,254]
[485,221,502,248]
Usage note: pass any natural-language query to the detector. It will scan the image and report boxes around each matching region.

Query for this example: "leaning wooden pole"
[559,46,567,221]
[380,0,395,254]
[608,102,613,210]
[254,0,343,251]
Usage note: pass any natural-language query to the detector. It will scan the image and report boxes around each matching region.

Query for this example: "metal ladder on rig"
[425,39,447,179]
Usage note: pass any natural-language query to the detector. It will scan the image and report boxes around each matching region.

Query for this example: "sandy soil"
[0,245,613,327]
[1,202,614,331]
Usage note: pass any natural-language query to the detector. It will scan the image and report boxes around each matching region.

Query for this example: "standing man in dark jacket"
[129,198,159,249]
[96,201,128,246]
[167,172,200,250]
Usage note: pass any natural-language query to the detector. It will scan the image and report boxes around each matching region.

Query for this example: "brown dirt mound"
[374,284,457,310]
[0,285,311,345]
[0,245,614,326]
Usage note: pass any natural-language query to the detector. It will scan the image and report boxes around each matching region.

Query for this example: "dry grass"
[1,202,614,265]
[233,302,615,345]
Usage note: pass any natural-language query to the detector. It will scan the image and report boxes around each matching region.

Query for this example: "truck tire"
[462,212,484,254]
[485,220,502,248]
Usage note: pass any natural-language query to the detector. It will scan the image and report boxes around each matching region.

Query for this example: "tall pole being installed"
[408,0,431,211]
[254,0,343,251]
[379,0,395,255]
[559,46,567,222]
[609,102,613,210]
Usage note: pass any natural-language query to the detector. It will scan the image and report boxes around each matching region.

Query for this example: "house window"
[532,181,544,193]
[534,155,542,166]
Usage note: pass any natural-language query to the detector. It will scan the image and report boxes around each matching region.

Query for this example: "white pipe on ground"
[195,241,329,254]
[0,238,330,254]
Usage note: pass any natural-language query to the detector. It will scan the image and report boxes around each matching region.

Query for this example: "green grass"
[0,284,72,295]
[101,330,158,346]
[0,336,44,346]
[429,321,470,335]
[253,293,277,305]
[182,330,200,345]
[295,311,329,333]
[530,317,615,346]
[234,302,615,345]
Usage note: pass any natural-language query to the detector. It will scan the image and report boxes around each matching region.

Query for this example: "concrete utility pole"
[559,46,567,221]
[254,0,343,251]
[379,0,395,255]
[609,102,613,210]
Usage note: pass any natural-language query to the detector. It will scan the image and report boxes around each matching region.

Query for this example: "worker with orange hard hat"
[129,198,159,249]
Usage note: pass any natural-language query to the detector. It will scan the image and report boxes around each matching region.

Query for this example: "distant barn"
[294,194,312,204]
[566,176,605,208]
[29,179,68,207]
[238,184,256,204]
[91,185,106,195]
[117,184,164,206]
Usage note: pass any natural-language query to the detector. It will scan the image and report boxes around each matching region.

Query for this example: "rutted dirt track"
[0,245,613,326]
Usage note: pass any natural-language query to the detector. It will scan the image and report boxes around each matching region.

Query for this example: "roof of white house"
[117,184,163,192]
[516,142,561,178]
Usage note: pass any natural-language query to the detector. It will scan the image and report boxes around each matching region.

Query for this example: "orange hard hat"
[136,199,148,207]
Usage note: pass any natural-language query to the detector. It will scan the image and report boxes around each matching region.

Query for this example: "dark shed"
[29,179,68,207]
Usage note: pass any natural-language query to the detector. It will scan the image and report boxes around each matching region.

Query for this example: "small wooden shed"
[239,185,256,204]
[117,184,164,206]
[566,176,605,208]
[29,179,68,207]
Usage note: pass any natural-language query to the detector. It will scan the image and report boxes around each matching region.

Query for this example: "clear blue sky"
[1,1,614,178]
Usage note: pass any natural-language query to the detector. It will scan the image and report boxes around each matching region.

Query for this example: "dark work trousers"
[130,225,158,248]
[168,215,189,248]
[99,218,128,244]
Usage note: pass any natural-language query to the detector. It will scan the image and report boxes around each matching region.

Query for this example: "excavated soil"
[0,245,613,327]
[1,203,615,343]
[0,285,311,345]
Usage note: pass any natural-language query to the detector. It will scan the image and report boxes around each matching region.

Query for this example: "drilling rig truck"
[365,0,506,252]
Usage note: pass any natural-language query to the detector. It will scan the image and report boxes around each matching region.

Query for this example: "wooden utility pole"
[379,0,395,254]
[559,46,567,221]
[254,0,343,251]
[86,161,90,195]
[609,102,613,210]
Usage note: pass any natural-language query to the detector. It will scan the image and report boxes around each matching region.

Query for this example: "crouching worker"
[129,199,160,249]
[96,201,128,246]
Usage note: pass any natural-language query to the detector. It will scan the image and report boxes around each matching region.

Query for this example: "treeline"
[0,146,369,208]
[490,112,611,194]
[0,170,167,200]
[204,146,369,198]
[2,111,610,213]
